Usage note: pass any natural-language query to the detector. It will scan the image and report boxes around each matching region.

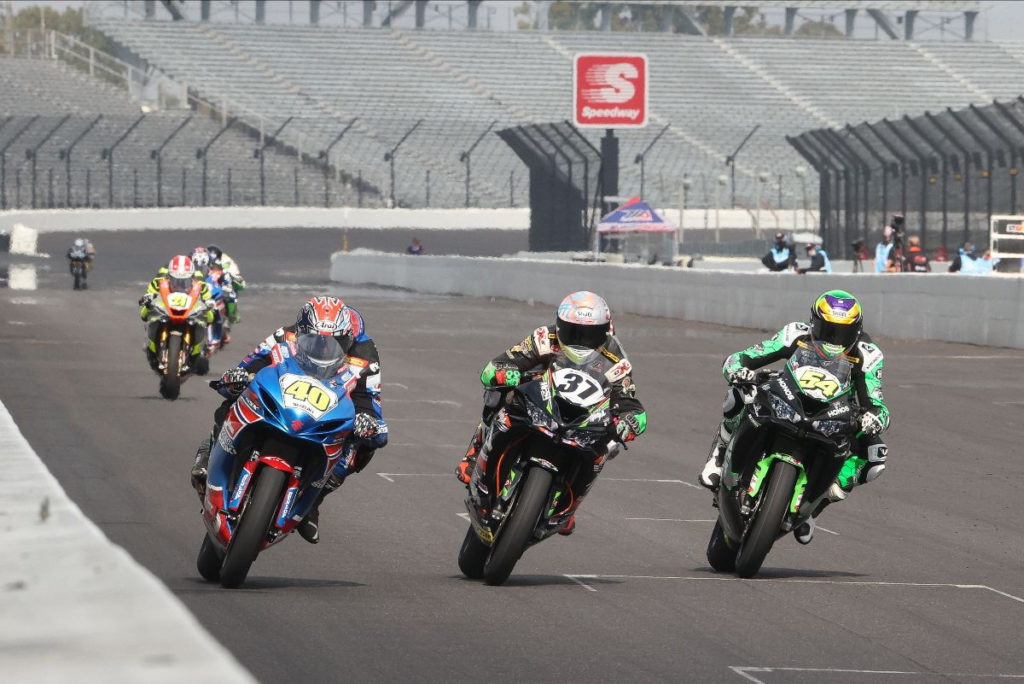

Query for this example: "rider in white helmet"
[455,291,647,534]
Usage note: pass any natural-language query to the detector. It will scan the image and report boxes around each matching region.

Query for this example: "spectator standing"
[797,243,832,274]
[761,232,795,272]
[904,235,931,273]
[407,237,424,255]
[875,226,895,273]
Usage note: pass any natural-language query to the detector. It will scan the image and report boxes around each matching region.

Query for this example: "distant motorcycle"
[458,358,622,586]
[706,348,861,578]
[68,247,89,290]
[196,334,359,588]
[142,279,209,399]
[201,266,232,368]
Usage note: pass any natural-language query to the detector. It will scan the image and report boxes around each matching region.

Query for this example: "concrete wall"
[330,252,1024,349]
[0,206,530,233]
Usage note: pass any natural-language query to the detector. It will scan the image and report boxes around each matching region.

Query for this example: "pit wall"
[0,206,530,233]
[330,252,1024,349]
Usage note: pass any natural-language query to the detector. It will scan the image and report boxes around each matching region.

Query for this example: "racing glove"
[859,411,884,435]
[353,412,379,439]
[481,361,521,388]
[726,367,756,385]
[138,293,156,307]
[220,368,252,396]
[614,412,647,443]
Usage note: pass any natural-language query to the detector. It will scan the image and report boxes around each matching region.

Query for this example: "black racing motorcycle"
[458,358,622,586]
[69,249,88,290]
[707,346,861,578]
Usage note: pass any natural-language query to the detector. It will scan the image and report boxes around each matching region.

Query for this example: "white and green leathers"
[720,321,890,489]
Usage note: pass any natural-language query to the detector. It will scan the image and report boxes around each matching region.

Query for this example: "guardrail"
[330,252,1024,349]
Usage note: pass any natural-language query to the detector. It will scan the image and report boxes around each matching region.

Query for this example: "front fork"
[745,454,808,532]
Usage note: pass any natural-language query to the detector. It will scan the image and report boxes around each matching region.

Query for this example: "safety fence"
[789,98,1024,259]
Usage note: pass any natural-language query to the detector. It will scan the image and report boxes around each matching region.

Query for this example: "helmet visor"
[556,320,609,350]
[169,276,193,293]
[294,333,346,379]
[811,317,860,350]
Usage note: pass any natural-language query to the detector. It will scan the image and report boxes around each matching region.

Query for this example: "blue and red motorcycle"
[196,334,362,588]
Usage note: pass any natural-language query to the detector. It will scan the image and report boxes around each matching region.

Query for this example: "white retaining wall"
[0,207,529,233]
[330,252,1024,349]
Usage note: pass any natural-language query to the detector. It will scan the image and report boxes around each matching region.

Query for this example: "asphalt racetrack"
[2,228,1023,683]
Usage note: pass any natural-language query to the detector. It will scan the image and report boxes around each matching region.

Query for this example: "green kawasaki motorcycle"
[707,345,862,578]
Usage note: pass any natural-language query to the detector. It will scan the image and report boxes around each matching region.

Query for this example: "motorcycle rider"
[67,238,95,289]
[207,244,245,323]
[455,291,647,535]
[139,255,215,370]
[191,246,211,276]
[190,296,386,544]
[698,290,889,544]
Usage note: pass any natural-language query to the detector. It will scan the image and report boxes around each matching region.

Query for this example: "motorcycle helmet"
[167,255,195,292]
[293,333,346,380]
[207,244,223,264]
[73,238,86,249]
[191,246,210,273]
[809,290,862,358]
[555,291,611,363]
[295,296,361,354]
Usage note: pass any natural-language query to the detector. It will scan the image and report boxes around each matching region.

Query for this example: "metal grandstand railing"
[788,97,1024,259]
[498,122,602,251]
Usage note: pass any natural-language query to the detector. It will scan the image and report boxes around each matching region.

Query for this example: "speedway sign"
[573,53,648,128]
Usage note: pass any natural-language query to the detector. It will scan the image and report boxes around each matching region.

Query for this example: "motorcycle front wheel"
[219,466,287,588]
[735,460,798,578]
[457,525,489,580]
[483,467,552,586]
[159,335,183,400]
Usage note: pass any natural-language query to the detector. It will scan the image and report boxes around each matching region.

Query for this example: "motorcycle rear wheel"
[483,467,552,586]
[735,461,798,578]
[219,467,287,588]
[457,525,489,580]
[194,355,210,376]
[159,335,182,400]
[196,534,222,582]
[706,518,738,572]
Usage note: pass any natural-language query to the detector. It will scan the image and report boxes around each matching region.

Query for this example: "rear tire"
[159,335,183,400]
[706,518,739,572]
[195,355,210,376]
[458,525,489,579]
[483,467,552,586]
[219,467,287,589]
[735,461,798,578]
[72,270,82,290]
[196,534,222,582]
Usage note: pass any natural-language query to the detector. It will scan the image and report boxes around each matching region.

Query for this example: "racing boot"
[456,422,485,485]
[190,431,214,495]
[698,423,732,492]
[145,348,159,372]
[298,472,345,544]
[793,482,848,545]
[558,515,576,536]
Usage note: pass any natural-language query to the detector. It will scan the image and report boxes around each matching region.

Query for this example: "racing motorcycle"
[69,248,88,290]
[706,346,862,578]
[196,334,359,589]
[143,279,209,399]
[201,266,231,366]
[458,357,621,586]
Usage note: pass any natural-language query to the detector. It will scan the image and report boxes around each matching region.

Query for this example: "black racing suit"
[468,325,647,514]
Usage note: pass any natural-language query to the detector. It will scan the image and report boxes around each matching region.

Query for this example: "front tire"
[735,460,798,578]
[706,518,739,572]
[458,525,489,579]
[219,467,287,588]
[159,335,183,400]
[483,467,552,586]
[196,534,222,582]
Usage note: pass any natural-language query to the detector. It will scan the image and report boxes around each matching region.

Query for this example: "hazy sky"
[10,0,1024,41]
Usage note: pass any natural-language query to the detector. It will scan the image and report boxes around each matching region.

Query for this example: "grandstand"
[0,55,373,209]
[3,0,1022,227]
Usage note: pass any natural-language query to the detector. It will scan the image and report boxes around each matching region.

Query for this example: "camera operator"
[761,232,796,272]
[797,242,832,274]
[876,215,905,273]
